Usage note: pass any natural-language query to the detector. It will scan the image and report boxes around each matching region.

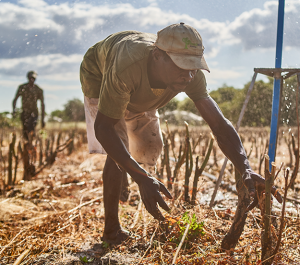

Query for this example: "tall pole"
[268,0,285,170]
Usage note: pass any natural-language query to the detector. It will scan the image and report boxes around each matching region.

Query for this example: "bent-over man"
[80,23,282,244]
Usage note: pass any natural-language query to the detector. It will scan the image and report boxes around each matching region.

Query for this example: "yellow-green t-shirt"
[80,31,208,119]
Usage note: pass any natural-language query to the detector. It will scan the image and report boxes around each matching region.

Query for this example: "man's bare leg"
[102,156,129,244]
[120,170,130,202]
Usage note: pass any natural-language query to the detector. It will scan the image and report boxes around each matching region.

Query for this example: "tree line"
[0,98,85,128]
[159,75,299,127]
[1,76,298,127]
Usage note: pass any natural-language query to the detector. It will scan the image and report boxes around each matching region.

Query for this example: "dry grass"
[0,127,300,264]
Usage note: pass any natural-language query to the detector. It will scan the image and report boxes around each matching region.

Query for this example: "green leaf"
[102,241,109,248]
[79,256,94,263]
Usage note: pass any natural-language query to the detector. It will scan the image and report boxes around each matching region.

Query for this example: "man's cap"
[27,71,38,79]
[154,22,210,72]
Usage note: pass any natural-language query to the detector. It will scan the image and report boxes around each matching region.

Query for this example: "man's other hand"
[138,174,172,220]
[242,169,282,211]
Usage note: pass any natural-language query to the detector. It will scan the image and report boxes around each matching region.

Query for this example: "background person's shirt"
[15,83,44,116]
[80,31,208,120]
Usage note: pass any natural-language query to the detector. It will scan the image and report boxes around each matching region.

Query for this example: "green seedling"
[102,241,109,248]
[170,212,205,247]
[79,256,94,263]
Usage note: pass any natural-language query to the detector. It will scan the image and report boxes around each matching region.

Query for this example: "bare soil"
[0,127,300,264]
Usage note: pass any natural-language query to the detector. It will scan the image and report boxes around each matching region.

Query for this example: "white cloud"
[205,47,220,59]
[0,54,82,76]
[43,84,79,91]
[0,79,24,88]
[0,0,226,63]
[18,0,48,9]
[228,0,300,50]
[0,1,63,32]
[45,94,59,100]
[204,68,243,85]
[1,0,299,70]
[0,0,299,89]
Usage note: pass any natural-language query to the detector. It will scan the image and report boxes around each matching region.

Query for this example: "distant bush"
[0,110,21,128]
[49,98,85,122]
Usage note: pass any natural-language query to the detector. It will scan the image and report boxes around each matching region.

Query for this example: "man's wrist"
[127,167,149,185]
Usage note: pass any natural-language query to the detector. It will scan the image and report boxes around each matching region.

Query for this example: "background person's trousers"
[84,96,163,168]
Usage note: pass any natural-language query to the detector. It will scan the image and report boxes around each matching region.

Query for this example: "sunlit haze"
[0,0,299,113]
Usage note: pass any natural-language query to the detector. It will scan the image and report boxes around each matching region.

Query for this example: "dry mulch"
[1,137,300,264]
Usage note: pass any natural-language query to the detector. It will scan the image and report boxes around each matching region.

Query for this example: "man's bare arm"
[40,92,45,128]
[12,87,21,115]
[94,110,172,219]
[194,97,282,203]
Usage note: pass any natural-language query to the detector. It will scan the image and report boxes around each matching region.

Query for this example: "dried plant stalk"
[68,196,103,213]
[173,145,186,198]
[288,134,299,189]
[13,246,32,265]
[259,139,269,175]
[184,122,193,202]
[172,223,190,264]
[272,168,290,258]
[261,156,276,265]
[163,134,172,190]
[12,140,20,185]
[221,167,250,251]
[165,120,177,161]
[8,133,18,185]
[191,134,214,205]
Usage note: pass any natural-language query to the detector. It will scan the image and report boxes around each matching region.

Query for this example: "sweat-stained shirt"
[14,83,44,116]
[80,30,208,120]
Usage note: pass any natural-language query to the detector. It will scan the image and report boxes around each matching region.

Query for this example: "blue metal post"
[268,0,285,170]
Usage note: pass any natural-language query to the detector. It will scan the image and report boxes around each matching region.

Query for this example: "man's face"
[28,76,36,83]
[158,52,197,93]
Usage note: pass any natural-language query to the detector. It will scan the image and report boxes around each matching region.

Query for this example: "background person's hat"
[27,71,38,79]
[154,22,210,72]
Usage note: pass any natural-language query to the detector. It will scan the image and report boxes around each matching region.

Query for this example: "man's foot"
[101,229,130,245]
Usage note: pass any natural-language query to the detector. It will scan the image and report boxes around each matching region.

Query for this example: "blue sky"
[0,0,299,114]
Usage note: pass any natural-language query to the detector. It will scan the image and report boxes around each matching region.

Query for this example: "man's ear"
[152,47,161,62]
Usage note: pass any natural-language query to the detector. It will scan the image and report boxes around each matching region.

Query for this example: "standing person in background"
[12,71,45,139]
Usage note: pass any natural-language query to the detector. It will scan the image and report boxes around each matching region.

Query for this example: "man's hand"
[138,174,172,220]
[242,169,282,211]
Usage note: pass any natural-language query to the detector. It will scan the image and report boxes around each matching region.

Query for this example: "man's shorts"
[21,112,38,138]
[84,96,163,167]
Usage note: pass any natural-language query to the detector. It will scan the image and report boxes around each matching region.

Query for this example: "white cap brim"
[167,52,210,72]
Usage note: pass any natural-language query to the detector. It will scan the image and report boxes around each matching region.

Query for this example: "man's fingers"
[145,201,164,220]
[139,178,172,221]
[158,181,173,199]
[242,170,255,196]
[141,189,165,220]
[156,193,170,212]
[250,173,265,183]
[143,200,158,219]
[246,196,258,212]
[271,186,283,203]
[153,207,165,221]
[252,177,282,204]
[243,177,255,197]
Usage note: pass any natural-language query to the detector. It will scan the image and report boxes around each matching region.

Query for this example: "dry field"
[0,125,299,264]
